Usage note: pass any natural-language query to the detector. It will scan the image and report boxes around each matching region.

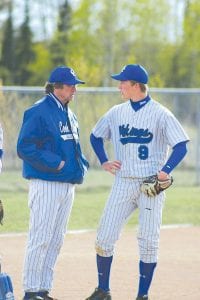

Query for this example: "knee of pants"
[53,232,65,248]
[138,236,159,263]
[95,240,114,257]
[31,232,62,251]
[29,233,51,249]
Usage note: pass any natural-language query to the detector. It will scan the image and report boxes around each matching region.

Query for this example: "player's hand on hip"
[102,160,121,175]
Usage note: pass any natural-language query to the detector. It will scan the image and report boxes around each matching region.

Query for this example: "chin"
[121,92,126,99]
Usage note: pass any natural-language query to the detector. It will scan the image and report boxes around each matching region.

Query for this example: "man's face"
[55,84,76,104]
[118,81,136,100]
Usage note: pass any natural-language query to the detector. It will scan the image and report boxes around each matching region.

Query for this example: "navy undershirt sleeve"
[90,133,108,164]
[0,149,3,158]
[161,141,188,174]
[90,133,188,172]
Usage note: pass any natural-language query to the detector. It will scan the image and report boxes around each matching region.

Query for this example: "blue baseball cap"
[48,66,85,85]
[111,64,148,84]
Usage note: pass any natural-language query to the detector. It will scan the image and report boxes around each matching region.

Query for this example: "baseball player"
[17,66,89,300]
[85,64,189,300]
[0,122,3,174]
[0,123,3,227]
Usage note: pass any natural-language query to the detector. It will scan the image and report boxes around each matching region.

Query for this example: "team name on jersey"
[119,123,153,145]
[59,121,79,141]
[59,121,69,133]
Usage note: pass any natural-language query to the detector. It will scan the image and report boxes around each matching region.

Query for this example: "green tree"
[174,0,200,87]
[50,0,72,66]
[0,0,15,84]
[96,0,120,86]
[27,42,53,85]
[122,0,173,86]
[14,0,34,85]
[0,0,11,11]
[67,0,102,85]
[1,0,197,88]
[66,0,176,87]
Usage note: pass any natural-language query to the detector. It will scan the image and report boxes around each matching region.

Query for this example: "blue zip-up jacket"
[17,93,89,184]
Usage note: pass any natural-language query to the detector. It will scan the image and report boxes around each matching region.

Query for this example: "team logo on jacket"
[119,124,153,145]
[59,121,78,141]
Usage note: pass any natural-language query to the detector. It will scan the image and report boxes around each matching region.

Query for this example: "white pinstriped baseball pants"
[96,176,165,263]
[23,179,75,292]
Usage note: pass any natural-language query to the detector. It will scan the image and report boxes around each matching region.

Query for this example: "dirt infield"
[0,226,200,300]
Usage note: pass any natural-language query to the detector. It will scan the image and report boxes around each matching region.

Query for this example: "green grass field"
[0,170,200,233]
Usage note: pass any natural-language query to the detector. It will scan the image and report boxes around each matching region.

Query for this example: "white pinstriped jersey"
[92,99,189,178]
[0,123,3,149]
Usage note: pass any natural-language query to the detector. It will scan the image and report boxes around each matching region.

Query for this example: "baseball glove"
[0,199,4,225]
[141,175,173,197]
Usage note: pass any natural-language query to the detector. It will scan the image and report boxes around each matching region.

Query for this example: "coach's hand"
[57,160,65,171]
[102,160,121,175]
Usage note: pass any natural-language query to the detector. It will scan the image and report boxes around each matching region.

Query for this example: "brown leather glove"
[141,175,173,197]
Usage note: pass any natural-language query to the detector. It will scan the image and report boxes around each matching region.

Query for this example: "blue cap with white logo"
[48,66,85,85]
[111,64,148,84]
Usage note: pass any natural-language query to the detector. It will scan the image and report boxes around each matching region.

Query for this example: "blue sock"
[24,291,48,299]
[24,292,38,299]
[37,291,48,297]
[97,254,113,292]
[137,260,157,297]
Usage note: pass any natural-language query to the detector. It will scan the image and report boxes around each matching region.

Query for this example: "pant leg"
[23,179,74,292]
[96,177,140,257]
[39,182,74,291]
[137,191,165,263]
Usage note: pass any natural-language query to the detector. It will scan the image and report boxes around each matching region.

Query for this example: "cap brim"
[75,79,85,84]
[52,79,85,85]
[70,78,85,85]
[111,74,127,81]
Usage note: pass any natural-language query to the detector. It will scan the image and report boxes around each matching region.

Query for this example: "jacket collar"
[48,92,66,111]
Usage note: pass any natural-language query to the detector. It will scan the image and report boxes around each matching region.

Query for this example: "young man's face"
[118,80,137,100]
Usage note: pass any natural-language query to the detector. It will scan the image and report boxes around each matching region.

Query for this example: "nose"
[72,85,76,92]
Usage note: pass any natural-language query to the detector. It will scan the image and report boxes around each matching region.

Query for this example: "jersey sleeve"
[90,133,108,164]
[0,123,3,150]
[0,123,3,159]
[163,110,190,147]
[92,110,112,140]
[161,141,188,174]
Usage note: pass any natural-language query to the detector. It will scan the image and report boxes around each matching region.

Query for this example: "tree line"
[0,0,199,87]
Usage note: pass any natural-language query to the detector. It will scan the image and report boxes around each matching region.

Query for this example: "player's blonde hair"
[130,80,148,93]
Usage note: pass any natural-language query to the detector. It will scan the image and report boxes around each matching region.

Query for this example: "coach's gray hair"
[44,82,64,94]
